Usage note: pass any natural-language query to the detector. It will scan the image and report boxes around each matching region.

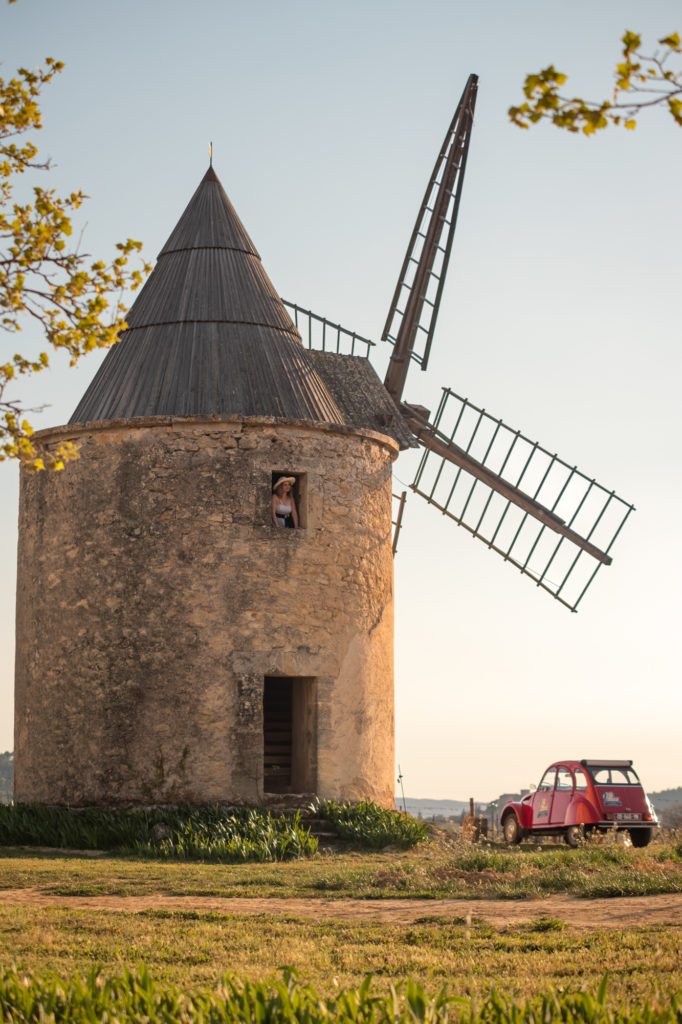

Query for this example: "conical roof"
[70,167,343,424]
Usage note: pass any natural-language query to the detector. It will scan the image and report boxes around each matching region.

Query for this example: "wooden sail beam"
[402,406,613,566]
[383,74,479,405]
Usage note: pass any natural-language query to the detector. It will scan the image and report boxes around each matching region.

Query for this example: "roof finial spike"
[209,140,213,167]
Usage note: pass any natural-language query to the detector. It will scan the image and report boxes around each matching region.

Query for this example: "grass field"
[1,830,681,1017]
[1,828,682,900]
[0,903,680,1001]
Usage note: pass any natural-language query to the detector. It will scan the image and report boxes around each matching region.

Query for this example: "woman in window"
[271,477,299,529]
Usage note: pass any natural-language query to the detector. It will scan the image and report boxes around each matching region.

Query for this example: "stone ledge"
[29,414,400,459]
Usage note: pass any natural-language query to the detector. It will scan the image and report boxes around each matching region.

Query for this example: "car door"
[531,768,556,827]
[550,767,573,825]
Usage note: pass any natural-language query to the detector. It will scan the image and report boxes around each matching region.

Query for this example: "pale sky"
[2,0,681,802]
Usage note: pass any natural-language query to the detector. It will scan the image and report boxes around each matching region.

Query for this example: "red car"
[500,759,658,847]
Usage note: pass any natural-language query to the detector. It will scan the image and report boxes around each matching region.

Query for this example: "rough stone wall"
[14,416,396,807]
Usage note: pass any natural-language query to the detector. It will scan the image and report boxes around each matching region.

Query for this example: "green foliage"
[510,30,682,134]
[521,917,566,933]
[317,799,429,849]
[0,803,317,862]
[143,807,318,863]
[0,967,681,1024]
[0,58,150,468]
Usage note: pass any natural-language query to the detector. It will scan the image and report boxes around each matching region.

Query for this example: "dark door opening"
[263,676,316,794]
[263,677,292,793]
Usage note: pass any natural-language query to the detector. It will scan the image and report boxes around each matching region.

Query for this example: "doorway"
[263,676,316,793]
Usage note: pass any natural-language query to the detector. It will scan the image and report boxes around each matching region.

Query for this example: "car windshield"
[587,766,639,786]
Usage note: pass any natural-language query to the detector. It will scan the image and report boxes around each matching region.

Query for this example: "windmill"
[14,74,634,809]
[285,73,633,613]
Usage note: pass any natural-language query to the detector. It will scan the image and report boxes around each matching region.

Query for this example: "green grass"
[2,967,680,1024]
[0,804,318,862]
[0,799,428,860]
[316,799,428,848]
[0,834,681,1015]
[0,910,680,1003]
[1,831,682,900]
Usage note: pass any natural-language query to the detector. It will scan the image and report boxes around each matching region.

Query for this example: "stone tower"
[14,167,412,807]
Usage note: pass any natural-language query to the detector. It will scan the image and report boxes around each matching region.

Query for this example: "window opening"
[271,472,306,529]
[590,766,638,786]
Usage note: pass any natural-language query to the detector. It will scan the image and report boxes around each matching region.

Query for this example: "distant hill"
[648,787,682,810]
[0,752,12,803]
[648,788,682,827]
[398,798,479,819]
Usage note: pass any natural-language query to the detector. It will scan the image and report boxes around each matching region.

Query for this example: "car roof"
[545,760,634,772]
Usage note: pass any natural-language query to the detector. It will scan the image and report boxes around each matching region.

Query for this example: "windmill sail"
[404,390,634,612]
[285,74,634,610]
[383,73,478,403]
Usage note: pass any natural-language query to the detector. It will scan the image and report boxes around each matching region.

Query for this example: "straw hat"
[272,476,296,492]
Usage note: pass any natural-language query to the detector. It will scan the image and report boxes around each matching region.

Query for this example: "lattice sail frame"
[283,74,634,610]
[383,74,478,403]
[409,389,635,611]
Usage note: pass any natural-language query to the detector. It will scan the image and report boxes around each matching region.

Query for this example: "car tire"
[629,828,653,848]
[503,814,523,844]
[564,825,583,848]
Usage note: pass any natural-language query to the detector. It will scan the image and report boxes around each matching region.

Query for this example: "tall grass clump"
[141,807,317,862]
[317,799,428,848]
[0,804,317,862]
[1,967,681,1024]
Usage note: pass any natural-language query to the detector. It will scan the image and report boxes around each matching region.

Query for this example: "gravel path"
[1,889,681,931]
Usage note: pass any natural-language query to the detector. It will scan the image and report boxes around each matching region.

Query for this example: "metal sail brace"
[404,390,635,612]
[283,300,375,357]
[392,490,407,555]
[383,73,478,404]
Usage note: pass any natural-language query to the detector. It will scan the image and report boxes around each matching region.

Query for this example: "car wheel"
[564,825,583,848]
[629,828,653,848]
[503,814,523,844]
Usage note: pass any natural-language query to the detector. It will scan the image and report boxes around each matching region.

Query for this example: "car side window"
[556,769,572,791]
[574,769,588,791]
[538,769,556,792]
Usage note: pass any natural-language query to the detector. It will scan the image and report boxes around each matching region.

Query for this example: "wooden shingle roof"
[309,352,416,450]
[70,167,344,425]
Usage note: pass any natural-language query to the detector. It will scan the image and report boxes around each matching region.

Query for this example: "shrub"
[140,807,318,862]
[0,804,317,862]
[317,799,428,848]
